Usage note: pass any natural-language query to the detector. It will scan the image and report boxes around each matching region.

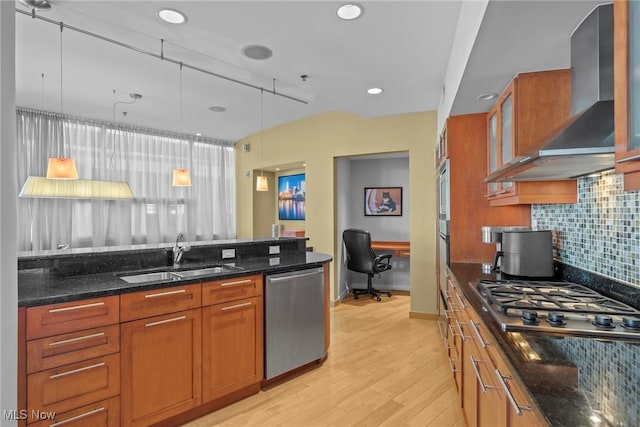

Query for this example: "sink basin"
[118,264,241,283]
[119,271,181,284]
[174,266,227,278]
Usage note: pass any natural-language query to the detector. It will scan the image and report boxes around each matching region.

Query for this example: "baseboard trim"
[409,311,438,320]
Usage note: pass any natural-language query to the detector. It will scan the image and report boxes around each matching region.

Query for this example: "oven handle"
[495,369,532,416]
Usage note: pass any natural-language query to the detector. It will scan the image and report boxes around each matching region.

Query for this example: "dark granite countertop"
[19,252,332,307]
[450,263,640,427]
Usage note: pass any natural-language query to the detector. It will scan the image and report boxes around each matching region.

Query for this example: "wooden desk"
[371,241,410,257]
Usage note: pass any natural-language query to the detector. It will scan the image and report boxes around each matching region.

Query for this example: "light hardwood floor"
[185,294,464,427]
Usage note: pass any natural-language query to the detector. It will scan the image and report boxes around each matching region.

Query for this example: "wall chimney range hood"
[485,3,614,183]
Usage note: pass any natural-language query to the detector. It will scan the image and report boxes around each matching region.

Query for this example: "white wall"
[437,0,489,132]
[1,1,18,422]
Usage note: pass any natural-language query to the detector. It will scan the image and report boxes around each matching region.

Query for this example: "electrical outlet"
[221,248,235,259]
[399,261,405,269]
[269,257,280,266]
[269,245,280,255]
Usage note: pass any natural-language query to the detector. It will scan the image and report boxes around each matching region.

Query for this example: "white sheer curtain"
[16,108,236,251]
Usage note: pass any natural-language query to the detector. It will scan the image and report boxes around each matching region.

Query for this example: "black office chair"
[342,228,392,302]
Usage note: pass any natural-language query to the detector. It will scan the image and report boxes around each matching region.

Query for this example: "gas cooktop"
[471,279,640,340]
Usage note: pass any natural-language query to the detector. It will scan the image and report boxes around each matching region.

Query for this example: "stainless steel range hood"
[486,3,614,183]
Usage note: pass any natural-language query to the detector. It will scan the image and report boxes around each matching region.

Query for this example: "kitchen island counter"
[19,238,331,307]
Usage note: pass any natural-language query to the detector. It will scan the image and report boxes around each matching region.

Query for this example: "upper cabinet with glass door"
[485,69,578,206]
[614,0,640,190]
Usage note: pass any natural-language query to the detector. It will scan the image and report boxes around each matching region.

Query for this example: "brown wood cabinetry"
[485,70,577,206]
[614,0,640,190]
[446,269,547,427]
[445,114,530,264]
[120,285,202,426]
[23,296,121,425]
[202,275,263,403]
[120,283,201,322]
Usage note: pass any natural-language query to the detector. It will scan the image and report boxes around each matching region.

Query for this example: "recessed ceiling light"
[477,92,498,101]
[195,133,202,137]
[208,106,227,113]
[303,163,307,167]
[337,3,364,20]
[242,45,273,60]
[275,168,281,171]
[367,87,383,95]
[18,0,51,11]
[158,9,187,24]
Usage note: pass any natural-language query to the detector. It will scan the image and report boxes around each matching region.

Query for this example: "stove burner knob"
[622,316,640,329]
[522,310,538,322]
[548,312,565,324]
[594,314,613,327]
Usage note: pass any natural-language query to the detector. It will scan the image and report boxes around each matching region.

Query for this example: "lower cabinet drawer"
[29,396,120,427]
[202,275,263,306]
[26,324,120,374]
[26,353,120,422]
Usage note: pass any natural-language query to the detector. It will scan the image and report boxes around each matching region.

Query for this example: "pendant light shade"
[256,88,268,192]
[172,168,192,187]
[256,175,268,192]
[46,157,78,179]
[172,62,192,187]
[19,176,133,200]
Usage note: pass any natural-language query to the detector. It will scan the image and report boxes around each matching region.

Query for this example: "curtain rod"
[16,8,309,105]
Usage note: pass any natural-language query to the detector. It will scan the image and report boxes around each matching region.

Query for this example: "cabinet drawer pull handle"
[49,362,105,379]
[495,369,532,416]
[48,302,105,313]
[144,289,186,298]
[145,315,186,327]
[469,321,489,348]
[455,292,467,309]
[617,153,640,163]
[470,356,496,394]
[49,407,105,427]
[220,279,252,287]
[49,332,106,347]
[221,302,252,311]
[456,320,471,341]
[447,357,460,373]
[448,324,460,337]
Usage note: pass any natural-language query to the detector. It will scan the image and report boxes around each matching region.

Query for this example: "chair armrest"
[374,253,392,268]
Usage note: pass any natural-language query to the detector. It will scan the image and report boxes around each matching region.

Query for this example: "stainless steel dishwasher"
[265,267,326,380]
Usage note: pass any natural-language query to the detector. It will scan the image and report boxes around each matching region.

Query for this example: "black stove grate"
[477,279,640,316]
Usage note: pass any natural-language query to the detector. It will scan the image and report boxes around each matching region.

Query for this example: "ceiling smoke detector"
[242,45,273,60]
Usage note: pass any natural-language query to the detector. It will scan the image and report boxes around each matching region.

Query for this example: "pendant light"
[46,23,78,180]
[172,62,192,187]
[256,88,268,191]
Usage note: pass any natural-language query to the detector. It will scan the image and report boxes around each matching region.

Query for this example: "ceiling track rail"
[16,8,308,105]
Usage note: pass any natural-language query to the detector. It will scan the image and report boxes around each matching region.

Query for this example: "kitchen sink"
[119,271,182,284]
[173,266,228,277]
[118,264,242,284]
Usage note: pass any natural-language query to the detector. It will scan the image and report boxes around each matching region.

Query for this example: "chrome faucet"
[172,233,190,268]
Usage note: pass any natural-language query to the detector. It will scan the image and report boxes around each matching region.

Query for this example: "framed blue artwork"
[278,173,305,220]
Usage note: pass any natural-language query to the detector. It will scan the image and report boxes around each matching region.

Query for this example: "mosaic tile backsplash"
[532,172,640,287]
[544,336,639,427]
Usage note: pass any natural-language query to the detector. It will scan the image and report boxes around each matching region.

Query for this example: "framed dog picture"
[364,187,402,216]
